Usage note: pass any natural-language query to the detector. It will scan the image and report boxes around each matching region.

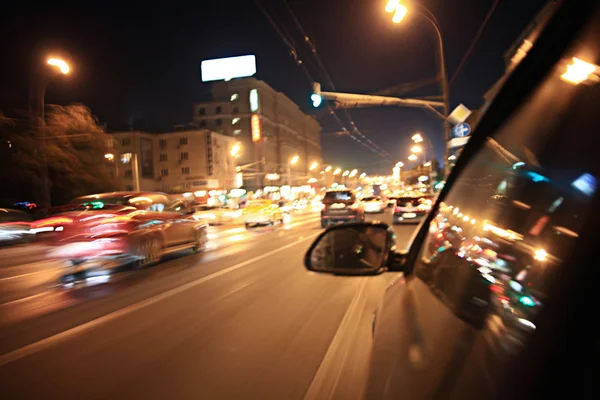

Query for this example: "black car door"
[367,2,600,398]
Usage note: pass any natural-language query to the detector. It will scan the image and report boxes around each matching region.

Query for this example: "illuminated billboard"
[251,114,261,142]
[201,55,257,82]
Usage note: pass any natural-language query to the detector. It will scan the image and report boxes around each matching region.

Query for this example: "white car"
[362,196,385,213]
[192,205,241,225]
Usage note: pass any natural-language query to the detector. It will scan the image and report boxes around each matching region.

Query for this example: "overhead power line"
[449,0,502,87]
[282,0,392,160]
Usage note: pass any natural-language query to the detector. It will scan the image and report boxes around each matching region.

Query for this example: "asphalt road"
[0,208,419,399]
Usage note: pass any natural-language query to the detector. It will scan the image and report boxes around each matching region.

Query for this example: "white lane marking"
[304,277,369,400]
[0,265,65,281]
[0,291,50,308]
[0,233,319,367]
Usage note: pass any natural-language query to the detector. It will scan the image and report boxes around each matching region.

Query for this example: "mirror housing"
[304,222,404,276]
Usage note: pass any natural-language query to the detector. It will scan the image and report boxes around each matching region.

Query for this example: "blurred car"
[321,189,365,228]
[37,192,207,276]
[392,196,432,224]
[362,196,385,213]
[192,205,241,225]
[0,208,34,245]
[242,199,284,228]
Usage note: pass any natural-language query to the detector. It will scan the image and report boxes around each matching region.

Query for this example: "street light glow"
[359,172,366,179]
[395,161,404,168]
[309,161,318,170]
[349,169,357,177]
[392,4,408,23]
[342,170,350,177]
[385,0,400,13]
[290,155,299,165]
[412,133,424,143]
[560,57,598,85]
[104,153,114,161]
[47,58,70,74]
[408,154,418,161]
[333,168,341,175]
[411,145,422,153]
[325,165,332,172]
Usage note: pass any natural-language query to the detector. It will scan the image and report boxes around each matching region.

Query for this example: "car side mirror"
[304,222,401,275]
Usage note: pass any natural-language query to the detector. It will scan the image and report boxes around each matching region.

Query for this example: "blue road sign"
[452,123,471,138]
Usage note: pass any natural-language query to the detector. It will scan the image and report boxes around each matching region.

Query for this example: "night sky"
[0,0,547,174]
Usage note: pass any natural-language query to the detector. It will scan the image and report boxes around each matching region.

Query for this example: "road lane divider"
[0,232,320,367]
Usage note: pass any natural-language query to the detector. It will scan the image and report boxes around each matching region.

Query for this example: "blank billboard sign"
[201,55,257,82]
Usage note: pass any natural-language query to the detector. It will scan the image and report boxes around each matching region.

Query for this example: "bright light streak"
[412,133,423,143]
[385,0,400,13]
[309,161,318,170]
[392,4,408,23]
[561,57,598,85]
[290,155,299,165]
[311,93,322,107]
[230,142,241,157]
[325,165,332,172]
[47,58,70,74]
[408,154,418,161]
[411,145,422,153]
[342,170,350,177]
[534,248,548,262]
[349,169,358,177]
[333,168,341,175]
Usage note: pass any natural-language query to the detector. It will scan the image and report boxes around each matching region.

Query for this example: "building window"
[122,138,130,146]
[216,119,222,126]
[160,168,169,176]
[200,120,207,127]
[159,139,167,148]
[120,152,132,164]
[180,152,189,160]
[216,106,222,114]
[125,169,133,178]
[233,129,242,136]
[233,107,239,113]
[179,137,188,145]
[182,167,190,175]
[125,184,134,191]
[161,183,170,191]
[159,153,167,161]
[198,107,206,116]
[230,93,239,101]
[232,117,240,125]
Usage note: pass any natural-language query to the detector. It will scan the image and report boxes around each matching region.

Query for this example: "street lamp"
[349,169,358,178]
[325,165,332,172]
[359,172,367,179]
[288,155,299,185]
[333,168,341,176]
[30,56,71,208]
[386,2,451,178]
[47,58,70,75]
[408,154,418,162]
[309,161,318,171]
[342,170,350,177]
[410,145,422,154]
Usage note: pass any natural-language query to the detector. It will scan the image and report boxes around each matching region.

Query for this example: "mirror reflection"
[309,225,389,271]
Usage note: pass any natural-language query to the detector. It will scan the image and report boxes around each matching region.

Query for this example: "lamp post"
[29,56,70,208]
[386,1,451,178]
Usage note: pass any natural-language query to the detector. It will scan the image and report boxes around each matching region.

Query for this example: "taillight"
[33,216,73,228]
[394,207,401,213]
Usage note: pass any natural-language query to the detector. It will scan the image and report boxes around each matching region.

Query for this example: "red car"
[34,192,208,278]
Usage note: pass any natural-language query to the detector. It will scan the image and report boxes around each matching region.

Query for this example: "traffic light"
[311,82,322,107]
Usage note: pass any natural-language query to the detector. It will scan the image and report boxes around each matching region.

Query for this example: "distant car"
[362,196,385,213]
[192,205,241,225]
[0,208,33,245]
[242,200,284,228]
[36,192,208,277]
[392,196,432,224]
[321,189,365,228]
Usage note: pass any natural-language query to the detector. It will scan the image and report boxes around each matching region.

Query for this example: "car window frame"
[401,0,588,277]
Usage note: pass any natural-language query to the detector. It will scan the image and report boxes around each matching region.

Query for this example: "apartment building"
[191,77,322,190]
[108,130,238,193]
